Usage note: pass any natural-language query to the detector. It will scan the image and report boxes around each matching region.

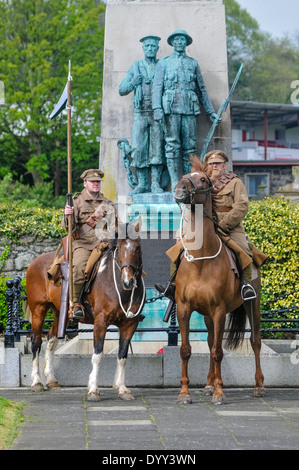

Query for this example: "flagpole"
[67,60,73,310]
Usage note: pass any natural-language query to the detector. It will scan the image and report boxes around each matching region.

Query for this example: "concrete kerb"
[1,338,298,388]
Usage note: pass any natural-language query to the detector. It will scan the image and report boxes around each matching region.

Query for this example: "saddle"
[166,233,267,278]
[47,241,110,287]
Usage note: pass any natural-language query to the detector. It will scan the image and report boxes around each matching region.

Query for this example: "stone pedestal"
[99,0,230,201]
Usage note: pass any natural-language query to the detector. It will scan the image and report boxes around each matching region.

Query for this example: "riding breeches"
[229,230,253,283]
[72,247,92,284]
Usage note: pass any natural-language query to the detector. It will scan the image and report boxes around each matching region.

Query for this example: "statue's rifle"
[199,63,243,160]
[133,60,142,109]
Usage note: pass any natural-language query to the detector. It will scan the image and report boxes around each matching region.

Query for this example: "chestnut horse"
[173,160,265,405]
[25,220,145,401]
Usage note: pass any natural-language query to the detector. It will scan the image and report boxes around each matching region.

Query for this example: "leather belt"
[215,205,232,213]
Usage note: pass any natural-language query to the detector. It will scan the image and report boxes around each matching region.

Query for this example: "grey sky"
[236,0,299,39]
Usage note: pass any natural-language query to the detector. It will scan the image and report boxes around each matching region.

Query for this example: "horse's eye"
[200,177,206,183]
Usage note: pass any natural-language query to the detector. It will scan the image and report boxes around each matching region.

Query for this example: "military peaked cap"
[167,29,193,46]
[140,35,161,43]
[205,150,229,164]
[80,169,104,181]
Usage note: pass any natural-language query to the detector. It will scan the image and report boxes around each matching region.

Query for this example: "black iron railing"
[4,276,299,348]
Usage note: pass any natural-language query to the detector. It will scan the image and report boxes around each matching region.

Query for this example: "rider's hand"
[64,204,74,215]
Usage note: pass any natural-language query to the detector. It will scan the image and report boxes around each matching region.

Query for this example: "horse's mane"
[189,154,219,230]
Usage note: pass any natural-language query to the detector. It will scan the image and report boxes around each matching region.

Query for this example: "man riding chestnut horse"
[156,150,263,301]
[62,168,118,321]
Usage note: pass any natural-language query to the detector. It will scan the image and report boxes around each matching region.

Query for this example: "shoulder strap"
[212,172,238,195]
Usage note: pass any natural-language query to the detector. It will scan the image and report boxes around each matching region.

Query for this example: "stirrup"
[241,284,257,301]
[73,304,85,319]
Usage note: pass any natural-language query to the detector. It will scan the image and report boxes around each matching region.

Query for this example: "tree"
[224,0,299,103]
[0,0,105,195]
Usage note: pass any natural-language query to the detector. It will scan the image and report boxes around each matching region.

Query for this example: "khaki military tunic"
[178,174,252,260]
[61,188,117,284]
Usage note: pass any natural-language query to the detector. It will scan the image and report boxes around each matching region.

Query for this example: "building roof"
[233,160,299,166]
[231,100,299,128]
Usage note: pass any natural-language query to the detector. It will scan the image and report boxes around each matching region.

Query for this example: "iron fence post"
[13,276,22,342]
[4,279,15,348]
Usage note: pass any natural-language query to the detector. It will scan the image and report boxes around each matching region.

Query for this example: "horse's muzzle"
[121,277,136,291]
[174,186,189,204]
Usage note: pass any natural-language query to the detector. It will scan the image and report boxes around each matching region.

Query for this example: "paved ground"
[1,387,298,452]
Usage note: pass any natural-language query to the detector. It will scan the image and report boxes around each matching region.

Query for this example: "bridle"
[112,243,145,319]
[178,172,223,263]
[181,173,214,204]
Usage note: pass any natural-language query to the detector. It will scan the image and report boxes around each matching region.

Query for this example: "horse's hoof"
[177,394,192,405]
[119,391,135,401]
[253,387,266,397]
[212,393,225,405]
[87,391,101,402]
[46,381,61,390]
[203,386,215,396]
[31,383,44,392]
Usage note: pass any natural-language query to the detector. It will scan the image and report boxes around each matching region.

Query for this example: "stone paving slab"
[1,387,298,452]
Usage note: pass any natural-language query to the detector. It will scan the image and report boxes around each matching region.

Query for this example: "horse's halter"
[117,242,143,281]
[181,173,214,204]
[112,242,145,319]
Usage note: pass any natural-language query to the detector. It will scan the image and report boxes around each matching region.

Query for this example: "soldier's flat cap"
[140,35,161,43]
[167,29,193,46]
[80,169,104,181]
[205,151,228,164]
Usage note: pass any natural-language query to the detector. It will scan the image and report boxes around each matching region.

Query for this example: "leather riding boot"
[241,264,256,301]
[129,168,150,195]
[72,283,85,319]
[166,157,179,192]
[151,165,164,193]
[155,281,176,301]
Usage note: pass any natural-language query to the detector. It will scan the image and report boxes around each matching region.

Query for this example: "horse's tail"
[224,304,247,350]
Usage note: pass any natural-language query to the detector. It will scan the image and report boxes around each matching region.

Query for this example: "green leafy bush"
[0,203,65,241]
[244,196,299,337]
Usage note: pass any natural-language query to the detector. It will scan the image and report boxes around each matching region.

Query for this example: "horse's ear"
[189,153,201,173]
[135,216,142,233]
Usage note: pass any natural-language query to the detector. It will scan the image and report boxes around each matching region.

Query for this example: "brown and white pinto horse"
[173,159,265,405]
[25,220,145,401]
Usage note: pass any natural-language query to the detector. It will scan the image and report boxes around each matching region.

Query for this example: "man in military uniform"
[63,169,117,319]
[155,150,257,301]
[152,30,220,191]
[204,150,255,298]
[119,35,164,194]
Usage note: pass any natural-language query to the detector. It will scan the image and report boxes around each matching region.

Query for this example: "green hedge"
[0,203,65,242]
[243,196,299,337]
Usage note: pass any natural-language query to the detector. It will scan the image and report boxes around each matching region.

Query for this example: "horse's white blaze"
[88,352,103,394]
[113,358,128,394]
[44,336,58,384]
[98,257,107,274]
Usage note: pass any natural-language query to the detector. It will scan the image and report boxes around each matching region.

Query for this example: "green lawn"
[0,397,22,449]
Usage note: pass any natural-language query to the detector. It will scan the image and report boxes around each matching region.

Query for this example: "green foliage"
[0,203,65,241]
[244,196,299,337]
[0,0,105,194]
[0,173,65,208]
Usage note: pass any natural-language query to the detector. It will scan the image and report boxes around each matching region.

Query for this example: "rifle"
[199,63,243,160]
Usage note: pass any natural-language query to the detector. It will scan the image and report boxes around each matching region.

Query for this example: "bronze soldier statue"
[152,30,220,191]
